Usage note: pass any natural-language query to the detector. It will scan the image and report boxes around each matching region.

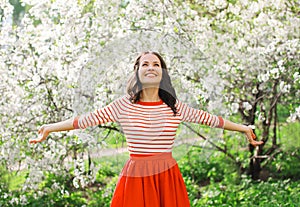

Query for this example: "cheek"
[158,69,163,79]
[137,68,143,80]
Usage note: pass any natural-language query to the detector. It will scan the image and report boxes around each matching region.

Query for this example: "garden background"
[0,0,299,206]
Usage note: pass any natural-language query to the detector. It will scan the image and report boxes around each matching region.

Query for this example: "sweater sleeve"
[176,99,224,128]
[73,96,124,129]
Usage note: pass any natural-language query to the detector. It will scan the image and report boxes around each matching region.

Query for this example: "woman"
[30,51,263,207]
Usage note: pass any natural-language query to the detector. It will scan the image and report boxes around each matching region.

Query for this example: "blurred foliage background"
[0,0,299,206]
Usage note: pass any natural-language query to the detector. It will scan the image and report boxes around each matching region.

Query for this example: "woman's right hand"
[29,125,51,144]
[244,127,264,147]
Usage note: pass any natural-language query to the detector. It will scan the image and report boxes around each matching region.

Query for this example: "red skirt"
[110,152,190,207]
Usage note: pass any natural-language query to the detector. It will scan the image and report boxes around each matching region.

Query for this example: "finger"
[251,130,256,139]
[256,141,264,145]
[251,140,264,147]
[248,125,255,130]
[29,139,38,144]
[38,126,43,134]
[246,131,254,141]
[251,142,259,147]
[29,135,44,144]
[30,138,41,144]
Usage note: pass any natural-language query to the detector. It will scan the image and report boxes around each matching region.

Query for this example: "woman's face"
[138,53,162,88]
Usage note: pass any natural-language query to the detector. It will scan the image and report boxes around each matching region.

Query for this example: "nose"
[146,67,155,71]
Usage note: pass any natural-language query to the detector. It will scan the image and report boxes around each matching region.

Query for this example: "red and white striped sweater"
[73,95,224,154]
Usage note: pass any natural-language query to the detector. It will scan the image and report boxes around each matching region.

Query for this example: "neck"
[140,87,160,102]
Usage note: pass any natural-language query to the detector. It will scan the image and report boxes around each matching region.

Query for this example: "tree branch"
[182,123,239,165]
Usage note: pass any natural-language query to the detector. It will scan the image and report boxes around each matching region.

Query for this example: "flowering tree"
[0,0,299,204]
[180,0,300,179]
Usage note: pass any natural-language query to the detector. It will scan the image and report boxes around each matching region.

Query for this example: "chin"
[142,82,161,88]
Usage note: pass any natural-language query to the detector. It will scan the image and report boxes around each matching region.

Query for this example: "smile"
[145,73,157,77]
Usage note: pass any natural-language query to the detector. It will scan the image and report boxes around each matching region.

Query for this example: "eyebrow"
[141,61,160,64]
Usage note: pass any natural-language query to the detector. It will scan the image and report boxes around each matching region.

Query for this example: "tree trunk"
[249,143,263,179]
[248,84,263,179]
[249,81,280,179]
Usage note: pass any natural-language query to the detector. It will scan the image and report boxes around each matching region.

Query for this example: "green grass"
[278,121,300,150]
[195,178,300,207]
[93,151,129,174]
[5,170,27,191]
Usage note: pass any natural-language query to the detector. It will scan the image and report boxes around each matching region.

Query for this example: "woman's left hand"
[245,127,264,147]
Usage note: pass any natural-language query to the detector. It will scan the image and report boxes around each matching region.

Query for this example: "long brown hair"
[126,51,177,115]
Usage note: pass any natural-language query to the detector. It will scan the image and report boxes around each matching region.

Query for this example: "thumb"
[29,129,48,144]
[38,125,45,134]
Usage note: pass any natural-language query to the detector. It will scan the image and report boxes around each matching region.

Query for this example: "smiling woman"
[30,51,263,207]
[138,54,162,86]
[127,51,178,116]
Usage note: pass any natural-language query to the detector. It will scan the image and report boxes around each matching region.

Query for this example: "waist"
[130,152,173,161]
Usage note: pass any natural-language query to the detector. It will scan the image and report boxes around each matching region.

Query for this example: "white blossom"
[19,195,28,205]
[270,68,280,79]
[243,102,253,111]
[214,0,227,9]
[231,103,239,114]
[73,177,80,189]
[287,106,300,123]
[279,81,291,93]
[293,72,300,82]
[258,72,270,82]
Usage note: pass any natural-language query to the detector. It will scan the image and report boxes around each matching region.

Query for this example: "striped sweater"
[73,95,224,154]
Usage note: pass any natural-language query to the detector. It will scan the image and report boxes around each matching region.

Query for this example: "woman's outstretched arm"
[223,119,264,147]
[29,118,75,144]
[29,95,125,144]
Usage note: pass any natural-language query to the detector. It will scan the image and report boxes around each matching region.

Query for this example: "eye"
[142,63,148,66]
[154,64,160,67]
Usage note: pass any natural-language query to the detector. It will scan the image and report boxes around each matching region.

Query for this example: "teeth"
[146,74,156,77]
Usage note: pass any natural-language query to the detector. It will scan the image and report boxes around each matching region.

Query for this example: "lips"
[145,73,157,77]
